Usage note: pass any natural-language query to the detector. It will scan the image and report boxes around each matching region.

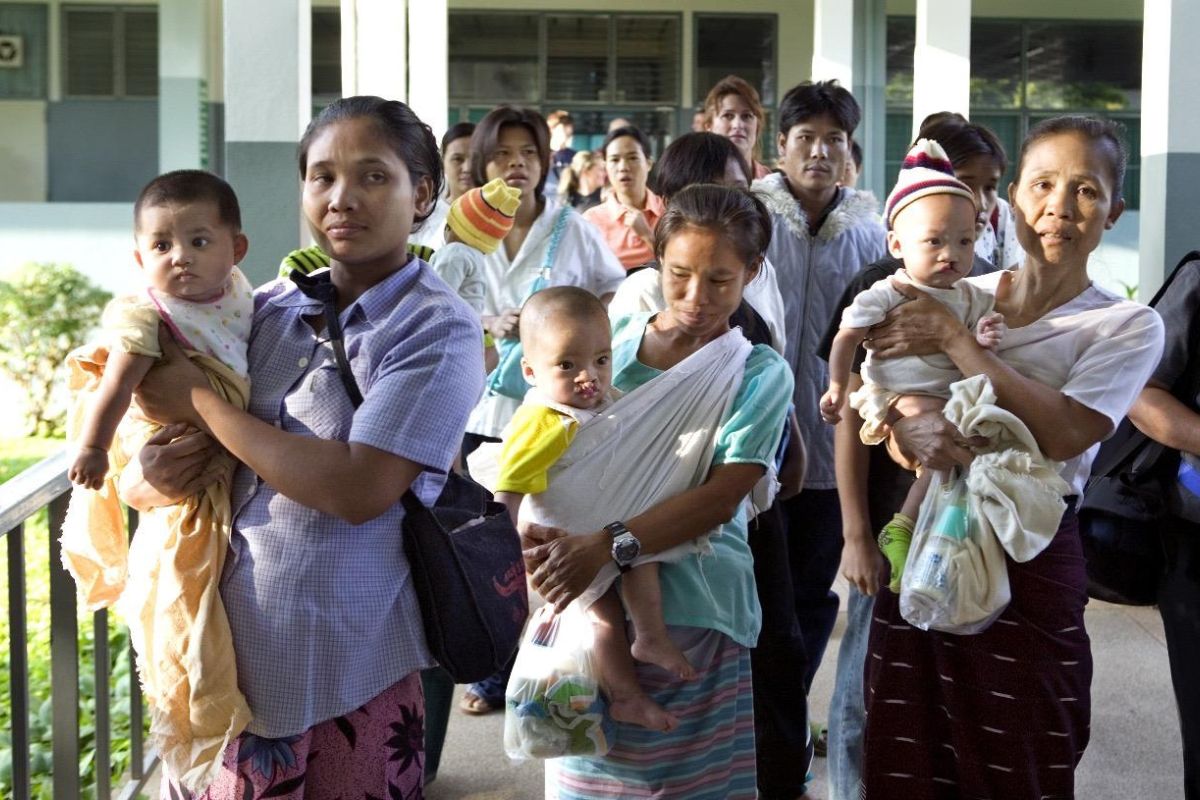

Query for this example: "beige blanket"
[60,326,252,792]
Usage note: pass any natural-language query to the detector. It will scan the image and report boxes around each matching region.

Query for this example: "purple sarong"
[863,508,1090,800]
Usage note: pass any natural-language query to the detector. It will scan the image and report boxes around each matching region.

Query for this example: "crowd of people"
[57,70,1198,800]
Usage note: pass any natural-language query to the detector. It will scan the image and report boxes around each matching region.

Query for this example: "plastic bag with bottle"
[899,467,1011,634]
[503,604,614,760]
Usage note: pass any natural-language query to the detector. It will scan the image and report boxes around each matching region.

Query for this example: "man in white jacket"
[751,79,887,800]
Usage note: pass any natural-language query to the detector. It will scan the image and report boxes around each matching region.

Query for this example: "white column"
[812,0,855,85]
[223,0,310,285]
[407,0,448,140]
[811,1,887,199]
[158,0,209,171]
[340,0,407,102]
[911,0,971,139]
[1138,0,1200,297]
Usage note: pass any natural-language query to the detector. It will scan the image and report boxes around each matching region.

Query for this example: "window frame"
[61,4,157,100]
[448,9,682,109]
[311,7,341,107]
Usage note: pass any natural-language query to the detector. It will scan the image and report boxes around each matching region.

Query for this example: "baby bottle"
[906,476,969,610]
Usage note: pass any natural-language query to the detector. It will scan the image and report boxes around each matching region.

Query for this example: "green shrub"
[0,264,111,437]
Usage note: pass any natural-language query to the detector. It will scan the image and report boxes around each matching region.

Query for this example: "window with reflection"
[616,15,679,104]
[449,12,540,103]
[693,15,777,108]
[547,15,609,102]
[885,16,1141,208]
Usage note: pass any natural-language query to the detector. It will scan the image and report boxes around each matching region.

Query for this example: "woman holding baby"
[858,117,1164,799]
[527,184,793,798]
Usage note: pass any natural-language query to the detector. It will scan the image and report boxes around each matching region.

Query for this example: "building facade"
[0,0,1177,297]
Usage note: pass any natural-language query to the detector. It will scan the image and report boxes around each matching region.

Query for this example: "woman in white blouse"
[463,106,627,451]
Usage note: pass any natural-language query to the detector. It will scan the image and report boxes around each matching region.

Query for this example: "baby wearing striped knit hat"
[820,138,1008,592]
[429,177,522,314]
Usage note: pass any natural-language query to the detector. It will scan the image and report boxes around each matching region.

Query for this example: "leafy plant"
[0,264,111,437]
[1117,280,1139,300]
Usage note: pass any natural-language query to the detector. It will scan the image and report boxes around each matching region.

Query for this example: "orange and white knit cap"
[885,139,977,229]
[447,177,522,254]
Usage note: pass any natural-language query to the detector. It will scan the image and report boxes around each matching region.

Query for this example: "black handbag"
[1078,422,1171,605]
[1077,250,1200,605]
[291,269,528,683]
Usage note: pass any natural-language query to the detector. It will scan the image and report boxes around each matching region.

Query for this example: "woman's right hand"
[135,326,211,428]
[889,412,984,472]
[867,280,969,360]
[524,528,611,612]
[118,423,221,511]
[485,308,522,341]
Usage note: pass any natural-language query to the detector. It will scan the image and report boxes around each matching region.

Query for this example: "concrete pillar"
[812,0,855,86]
[1138,0,1200,298]
[407,0,448,140]
[811,0,888,200]
[159,0,209,171]
[223,0,310,286]
[340,0,407,102]
[911,0,971,140]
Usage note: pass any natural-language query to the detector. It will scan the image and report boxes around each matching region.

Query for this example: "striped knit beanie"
[884,139,977,229]
[447,177,521,254]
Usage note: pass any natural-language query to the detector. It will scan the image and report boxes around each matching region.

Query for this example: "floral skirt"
[161,672,425,800]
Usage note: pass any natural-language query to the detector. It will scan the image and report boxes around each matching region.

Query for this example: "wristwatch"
[604,521,641,573]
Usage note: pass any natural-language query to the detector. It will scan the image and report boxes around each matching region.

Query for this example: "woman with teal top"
[525,184,794,798]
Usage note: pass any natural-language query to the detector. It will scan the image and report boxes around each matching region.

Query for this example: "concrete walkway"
[427,587,1184,799]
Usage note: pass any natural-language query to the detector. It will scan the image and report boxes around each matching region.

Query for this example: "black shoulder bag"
[291,269,528,682]
[1078,250,1200,605]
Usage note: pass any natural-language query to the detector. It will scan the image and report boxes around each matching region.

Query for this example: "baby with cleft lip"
[820,138,1007,589]
[493,286,695,732]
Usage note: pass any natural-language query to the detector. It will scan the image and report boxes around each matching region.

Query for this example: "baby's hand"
[69,446,109,491]
[820,387,843,425]
[974,312,1007,350]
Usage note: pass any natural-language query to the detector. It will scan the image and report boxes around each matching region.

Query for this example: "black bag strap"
[290,269,363,406]
[1148,250,1200,307]
[290,269,425,514]
[1091,250,1200,480]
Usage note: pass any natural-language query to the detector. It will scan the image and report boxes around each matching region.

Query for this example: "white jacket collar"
[752,173,881,244]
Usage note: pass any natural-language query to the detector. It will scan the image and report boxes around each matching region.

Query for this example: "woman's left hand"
[525,529,610,612]
[867,279,967,359]
[134,325,210,428]
[622,207,654,245]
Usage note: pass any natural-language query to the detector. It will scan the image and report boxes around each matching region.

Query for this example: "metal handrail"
[0,450,70,535]
[2,450,159,799]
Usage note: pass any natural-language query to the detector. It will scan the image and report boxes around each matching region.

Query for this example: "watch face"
[613,535,640,564]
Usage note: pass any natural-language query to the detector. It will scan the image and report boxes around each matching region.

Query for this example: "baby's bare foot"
[631,633,697,681]
[608,693,680,732]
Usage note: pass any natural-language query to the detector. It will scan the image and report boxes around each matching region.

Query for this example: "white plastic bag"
[899,468,1010,634]
[503,604,614,760]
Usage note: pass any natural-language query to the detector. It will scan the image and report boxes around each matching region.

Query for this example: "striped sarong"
[552,626,756,799]
[862,507,1091,800]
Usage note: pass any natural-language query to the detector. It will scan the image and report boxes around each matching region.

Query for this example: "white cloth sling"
[490,328,755,610]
